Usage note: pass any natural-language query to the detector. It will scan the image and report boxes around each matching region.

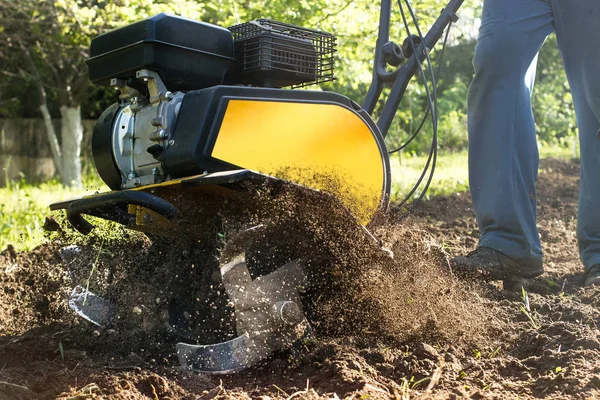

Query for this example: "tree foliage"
[0,0,578,169]
[0,0,204,186]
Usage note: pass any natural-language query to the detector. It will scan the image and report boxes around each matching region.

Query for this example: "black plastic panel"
[87,13,235,91]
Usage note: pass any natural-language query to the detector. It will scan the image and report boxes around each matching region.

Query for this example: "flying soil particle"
[1,176,490,362]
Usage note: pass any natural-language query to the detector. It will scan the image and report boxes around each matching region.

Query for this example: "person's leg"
[550,0,600,284]
[467,0,554,266]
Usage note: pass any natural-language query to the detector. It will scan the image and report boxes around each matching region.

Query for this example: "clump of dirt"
[0,242,74,335]
[54,368,213,400]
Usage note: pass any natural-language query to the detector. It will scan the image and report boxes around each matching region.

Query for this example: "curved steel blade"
[176,333,258,374]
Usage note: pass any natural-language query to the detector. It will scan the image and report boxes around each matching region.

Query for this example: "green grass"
[0,144,576,252]
[390,145,575,202]
[390,151,470,201]
[0,176,108,251]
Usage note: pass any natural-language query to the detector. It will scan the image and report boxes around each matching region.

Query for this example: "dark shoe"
[584,265,600,287]
[451,247,544,280]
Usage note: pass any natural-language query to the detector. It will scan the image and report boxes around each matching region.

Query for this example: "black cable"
[392,2,458,217]
[396,8,438,214]
[403,1,447,212]
[388,21,451,154]
[392,0,439,214]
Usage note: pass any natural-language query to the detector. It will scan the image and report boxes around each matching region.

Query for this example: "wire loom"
[391,0,454,216]
[229,19,337,88]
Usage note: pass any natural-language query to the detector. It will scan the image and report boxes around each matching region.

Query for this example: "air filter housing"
[228,19,337,88]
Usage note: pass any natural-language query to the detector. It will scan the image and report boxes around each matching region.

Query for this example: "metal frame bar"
[362,0,464,137]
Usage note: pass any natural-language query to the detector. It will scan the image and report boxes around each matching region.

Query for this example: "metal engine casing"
[93,70,184,189]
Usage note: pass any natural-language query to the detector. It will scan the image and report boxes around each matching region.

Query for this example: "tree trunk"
[59,105,83,188]
[39,103,65,179]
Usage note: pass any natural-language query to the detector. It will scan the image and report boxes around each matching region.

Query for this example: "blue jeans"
[468,0,600,271]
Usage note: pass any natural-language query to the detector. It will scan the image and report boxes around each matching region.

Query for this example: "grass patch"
[390,145,574,202]
[0,176,107,251]
[390,151,469,201]
[0,144,576,252]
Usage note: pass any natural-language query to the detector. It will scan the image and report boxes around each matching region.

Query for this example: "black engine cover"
[87,13,235,91]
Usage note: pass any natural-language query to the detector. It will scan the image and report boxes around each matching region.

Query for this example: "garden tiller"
[51,0,464,373]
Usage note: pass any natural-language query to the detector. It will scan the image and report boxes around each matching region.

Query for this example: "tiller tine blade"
[177,228,310,373]
[68,285,116,327]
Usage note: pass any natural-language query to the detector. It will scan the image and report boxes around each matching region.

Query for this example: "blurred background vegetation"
[0,0,578,249]
[0,0,577,158]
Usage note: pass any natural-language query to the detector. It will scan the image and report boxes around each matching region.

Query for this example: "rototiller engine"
[51,0,464,373]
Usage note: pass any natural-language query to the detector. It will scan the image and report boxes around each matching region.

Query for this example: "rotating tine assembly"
[177,225,311,373]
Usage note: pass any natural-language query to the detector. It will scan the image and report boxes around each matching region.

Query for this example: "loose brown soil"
[1,157,599,399]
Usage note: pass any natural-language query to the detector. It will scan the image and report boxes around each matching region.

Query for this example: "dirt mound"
[0,243,74,335]
[1,158,599,399]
